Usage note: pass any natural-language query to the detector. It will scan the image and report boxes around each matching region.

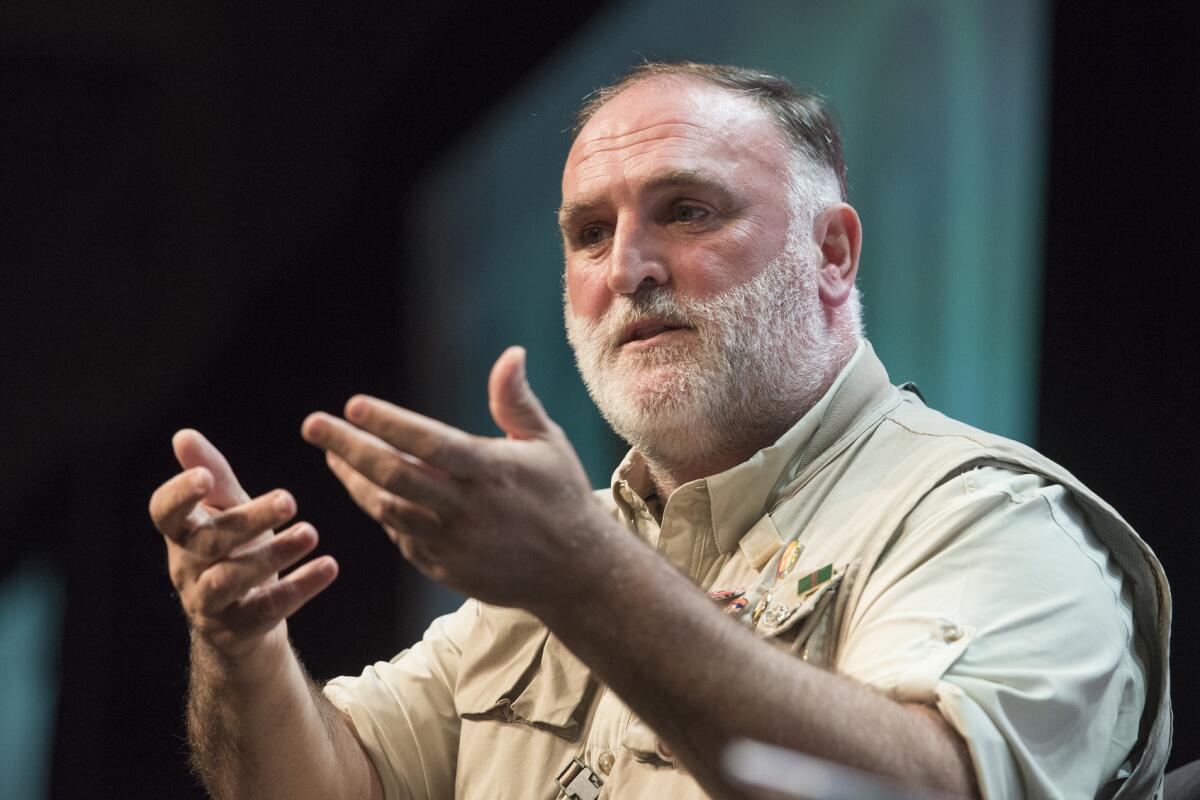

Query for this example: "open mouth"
[619,319,692,348]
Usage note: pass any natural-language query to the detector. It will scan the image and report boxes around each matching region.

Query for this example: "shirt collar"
[609,341,866,553]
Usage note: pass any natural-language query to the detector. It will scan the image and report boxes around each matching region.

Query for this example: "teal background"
[0,560,63,800]
[409,0,1049,490]
[0,0,1052,791]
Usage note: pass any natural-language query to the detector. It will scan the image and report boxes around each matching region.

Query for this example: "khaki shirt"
[325,343,1167,800]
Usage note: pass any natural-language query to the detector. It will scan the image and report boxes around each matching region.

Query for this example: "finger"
[173,429,251,508]
[233,555,338,633]
[149,467,214,541]
[487,346,557,441]
[325,451,442,539]
[184,490,297,561]
[306,398,482,478]
[194,523,319,616]
[302,414,459,515]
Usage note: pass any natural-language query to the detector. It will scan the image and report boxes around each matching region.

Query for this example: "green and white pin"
[796,563,834,596]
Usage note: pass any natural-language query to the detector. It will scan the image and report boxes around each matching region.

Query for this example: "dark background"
[1,2,1195,797]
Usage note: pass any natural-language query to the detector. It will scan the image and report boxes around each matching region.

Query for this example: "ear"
[812,203,862,308]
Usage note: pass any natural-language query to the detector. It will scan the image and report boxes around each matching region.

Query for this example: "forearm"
[187,631,375,800]
[537,526,978,799]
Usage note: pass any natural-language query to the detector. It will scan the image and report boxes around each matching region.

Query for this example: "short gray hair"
[573,61,848,202]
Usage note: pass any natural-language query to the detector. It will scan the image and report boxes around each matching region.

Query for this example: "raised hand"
[149,429,338,661]
[301,346,609,613]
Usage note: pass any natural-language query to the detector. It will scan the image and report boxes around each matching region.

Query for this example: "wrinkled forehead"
[563,77,788,190]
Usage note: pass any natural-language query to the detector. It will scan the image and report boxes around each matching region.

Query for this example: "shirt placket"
[575,686,630,796]
[568,482,657,796]
[582,483,717,795]
[616,481,661,550]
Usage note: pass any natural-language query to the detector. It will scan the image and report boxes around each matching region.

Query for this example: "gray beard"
[564,236,848,475]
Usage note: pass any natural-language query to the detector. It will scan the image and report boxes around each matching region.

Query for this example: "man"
[149,63,1170,799]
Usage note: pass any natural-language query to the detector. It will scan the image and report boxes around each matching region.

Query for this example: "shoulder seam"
[1039,492,1135,646]
[882,417,993,450]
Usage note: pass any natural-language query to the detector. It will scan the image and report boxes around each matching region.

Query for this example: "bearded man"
[149,63,1170,800]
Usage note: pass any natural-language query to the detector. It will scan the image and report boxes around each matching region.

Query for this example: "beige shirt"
[325,344,1149,799]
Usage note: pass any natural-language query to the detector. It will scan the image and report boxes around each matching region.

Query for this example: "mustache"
[593,290,696,346]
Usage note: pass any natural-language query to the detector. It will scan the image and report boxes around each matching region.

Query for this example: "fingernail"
[346,397,366,422]
[302,414,324,440]
[514,346,527,383]
[274,492,294,514]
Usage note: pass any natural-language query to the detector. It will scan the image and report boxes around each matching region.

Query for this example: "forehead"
[562,77,789,196]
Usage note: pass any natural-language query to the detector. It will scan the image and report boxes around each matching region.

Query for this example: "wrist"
[531,512,637,632]
[191,623,295,691]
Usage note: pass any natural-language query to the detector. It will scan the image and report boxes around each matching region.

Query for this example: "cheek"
[670,244,750,297]
[680,222,789,294]
[564,263,609,321]
[674,258,737,295]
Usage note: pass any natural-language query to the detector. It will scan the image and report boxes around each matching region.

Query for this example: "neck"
[641,425,788,500]
[640,341,855,499]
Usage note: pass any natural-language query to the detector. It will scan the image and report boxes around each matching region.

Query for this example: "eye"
[671,203,710,223]
[579,225,607,247]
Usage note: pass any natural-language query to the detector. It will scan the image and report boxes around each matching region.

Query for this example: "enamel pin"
[751,592,771,623]
[796,563,834,596]
[776,540,802,579]
[762,602,793,628]
[724,596,749,615]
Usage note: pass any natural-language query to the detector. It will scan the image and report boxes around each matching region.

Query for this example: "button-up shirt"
[325,343,1153,799]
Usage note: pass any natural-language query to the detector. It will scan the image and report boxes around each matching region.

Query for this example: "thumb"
[172,429,251,508]
[488,346,554,440]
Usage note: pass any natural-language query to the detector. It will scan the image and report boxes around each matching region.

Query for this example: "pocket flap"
[510,634,593,730]
[620,714,675,767]
[456,604,594,739]
[754,566,845,638]
[620,714,658,756]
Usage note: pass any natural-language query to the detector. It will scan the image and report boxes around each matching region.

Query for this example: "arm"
[532,517,977,797]
[301,348,977,799]
[150,430,382,800]
[186,630,383,800]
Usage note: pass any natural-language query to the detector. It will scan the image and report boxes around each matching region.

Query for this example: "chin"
[616,362,705,413]
[598,365,721,447]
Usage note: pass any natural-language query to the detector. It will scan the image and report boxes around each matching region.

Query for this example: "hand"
[301,346,610,612]
[148,430,338,662]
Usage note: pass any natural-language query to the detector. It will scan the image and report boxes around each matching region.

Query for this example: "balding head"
[574,62,848,205]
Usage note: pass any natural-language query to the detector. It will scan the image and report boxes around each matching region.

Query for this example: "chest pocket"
[751,561,857,668]
[455,604,596,740]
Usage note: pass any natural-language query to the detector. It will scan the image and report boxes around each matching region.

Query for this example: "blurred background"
[1,1,1195,797]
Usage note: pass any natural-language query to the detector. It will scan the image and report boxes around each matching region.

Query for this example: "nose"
[607,220,669,295]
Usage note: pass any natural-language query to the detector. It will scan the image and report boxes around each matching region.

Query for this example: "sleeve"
[323,599,479,800]
[835,467,1146,800]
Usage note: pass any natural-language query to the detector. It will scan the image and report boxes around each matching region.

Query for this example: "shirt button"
[597,751,615,774]
[942,623,963,642]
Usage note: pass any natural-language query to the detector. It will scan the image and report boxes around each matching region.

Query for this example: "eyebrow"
[556,167,738,233]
